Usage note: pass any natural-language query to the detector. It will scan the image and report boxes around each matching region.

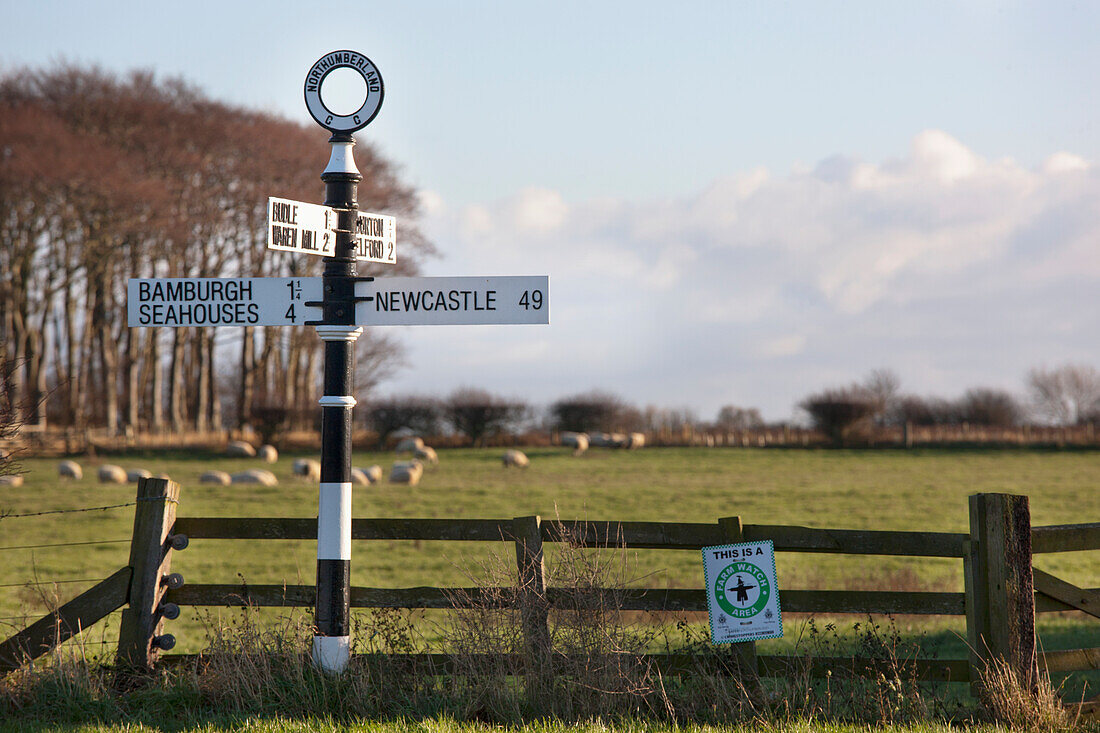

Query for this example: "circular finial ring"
[303,50,384,133]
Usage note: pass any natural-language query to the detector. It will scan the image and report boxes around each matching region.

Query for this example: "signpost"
[125,50,550,674]
[127,277,322,327]
[357,276,548,326]
[268,196,396,264]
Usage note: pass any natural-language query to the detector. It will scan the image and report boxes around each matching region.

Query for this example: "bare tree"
[1028,364,1100,425]
[444,387,526,446]
[713,405,764,430]
[550,391,638,433]
[799,387,877,446]
[0,63,432,435]
[958,388,1023,427]
[861,368,901,425]
[364,395,441,448]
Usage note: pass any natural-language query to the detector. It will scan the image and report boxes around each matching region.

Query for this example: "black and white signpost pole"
[124,50,549,676]
[303,51,385,674]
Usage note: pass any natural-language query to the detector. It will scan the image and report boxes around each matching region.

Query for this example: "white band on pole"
[312,635,350,674]
[317,482,352,561]
[319,396,357,408]
[323,140,360,175]
[315,325,363,342]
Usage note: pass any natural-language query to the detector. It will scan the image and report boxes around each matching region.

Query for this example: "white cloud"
[387,131,1100,420]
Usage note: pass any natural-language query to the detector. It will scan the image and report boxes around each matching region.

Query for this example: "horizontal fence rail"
[162,651,974,683]
[167,584,969,616]
[171,517,969,557]
[1032,523,1100,554]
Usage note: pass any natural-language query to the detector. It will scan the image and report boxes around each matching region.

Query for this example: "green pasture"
[2,446,1099,662]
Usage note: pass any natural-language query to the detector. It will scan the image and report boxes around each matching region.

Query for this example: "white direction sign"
[128,277,322,327]
[702,540,783,644]
[355,276,549,326]
[268,197,396,264]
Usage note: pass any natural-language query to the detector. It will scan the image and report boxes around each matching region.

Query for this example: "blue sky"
[3,2,1098,420]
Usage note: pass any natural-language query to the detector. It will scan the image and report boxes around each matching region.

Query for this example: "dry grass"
[977,656,1079,732]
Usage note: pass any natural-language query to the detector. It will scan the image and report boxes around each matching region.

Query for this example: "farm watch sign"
[701,540,783,644]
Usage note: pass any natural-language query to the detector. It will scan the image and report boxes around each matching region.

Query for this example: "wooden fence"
[3,478,1100,708]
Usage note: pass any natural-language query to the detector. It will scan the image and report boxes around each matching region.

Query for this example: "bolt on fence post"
[116,477,180,672]
[964,492,1038,699]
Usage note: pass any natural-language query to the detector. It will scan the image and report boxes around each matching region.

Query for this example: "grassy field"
[2,446,1099,662]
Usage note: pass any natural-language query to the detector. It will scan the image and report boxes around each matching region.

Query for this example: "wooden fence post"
[512,515,551,662]
[116,477,180,671]
[964,493,1038,697]
[718,516,760,684]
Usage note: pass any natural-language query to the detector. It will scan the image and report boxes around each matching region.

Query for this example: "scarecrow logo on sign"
[714,561,771,619]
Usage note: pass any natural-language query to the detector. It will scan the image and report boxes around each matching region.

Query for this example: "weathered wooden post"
[964,493,1038,697]
[718,516,760,682]
[117,477,181,671]
[513,515,551,659]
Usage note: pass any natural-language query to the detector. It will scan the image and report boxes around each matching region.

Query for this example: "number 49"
[518,290,543,310]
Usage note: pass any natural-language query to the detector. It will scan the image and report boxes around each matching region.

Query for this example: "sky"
[3,1,1098,421]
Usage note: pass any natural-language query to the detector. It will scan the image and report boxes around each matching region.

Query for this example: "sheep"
[199,470,232,486]
[414,446,438,466]
[352,465,383,485]
[561,432,589,455]
[627,432,646,450]
[58,460,83,480]
[395,436,424,454]
[588,432,612,448]
[292,458,321,482]
[226,440,257,458]
[231,469,278,486]
[126,469,152,482]
[258,444,278,463]
[502,449,529,468]
[98,465,128,484]
[0,475,23,487]
[389,460,423,486]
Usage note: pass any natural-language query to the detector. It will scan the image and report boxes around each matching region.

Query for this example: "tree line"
[0,65,432,436]
[362,364,1100,447]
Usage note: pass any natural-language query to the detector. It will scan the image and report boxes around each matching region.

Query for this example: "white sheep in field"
[226,440,256,458]
[352,465,383,484]
[58,460,83,480]
[561,432,589,455]
[231,469,278,486]
[258,445,278,463]
[126,469,152,482]
[502,449,529,469]
[292,459,321,482]
[98,465,128,484]
[199,470,232,486]
[414,446,438,466]
[0,475,23,487]
[389,460,423,486]
[395,436,424,454]
[627,432,646,450]
[587,432,611,448]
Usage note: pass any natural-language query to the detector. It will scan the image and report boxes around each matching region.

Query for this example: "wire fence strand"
[2,502,136,519]
[0,578,109,589]
[0,539,130,553]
